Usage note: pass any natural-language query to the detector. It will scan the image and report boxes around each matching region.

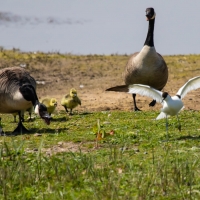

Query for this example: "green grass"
[0,49,200,199]
[0,110,200,199]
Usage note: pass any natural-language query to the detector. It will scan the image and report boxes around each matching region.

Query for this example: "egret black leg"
[176,115,181,131]
[165,115,169,140]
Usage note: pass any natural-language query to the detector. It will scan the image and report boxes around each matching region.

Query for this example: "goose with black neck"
[106,7,168,111]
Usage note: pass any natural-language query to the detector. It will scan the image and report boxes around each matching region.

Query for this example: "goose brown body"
[0,67,36,113]
[123,46,168,91]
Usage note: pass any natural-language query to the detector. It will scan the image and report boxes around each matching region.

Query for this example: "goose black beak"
[146,11,151,21]
[41,112,52,125]
[146,15,151,21]
[38,103,52,125]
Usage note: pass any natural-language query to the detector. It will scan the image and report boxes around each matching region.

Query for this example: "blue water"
[0,0,200,55]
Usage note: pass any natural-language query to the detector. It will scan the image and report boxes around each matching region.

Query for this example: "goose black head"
[145,7,156,21]
[36,103,52,125]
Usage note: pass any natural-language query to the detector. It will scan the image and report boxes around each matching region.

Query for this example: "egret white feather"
[128,84,163,103]
[128,76,200,135]
[177,76,200,99]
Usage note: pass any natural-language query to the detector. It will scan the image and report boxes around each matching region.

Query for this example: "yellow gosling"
[61,88,81,115]
[42,98,58,116]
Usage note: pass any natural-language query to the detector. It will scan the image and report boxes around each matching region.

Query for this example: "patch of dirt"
[43,141,94,156]
[29,54,200,113]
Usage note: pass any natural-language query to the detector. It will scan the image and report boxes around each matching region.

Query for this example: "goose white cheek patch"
[34,105,39,114]
[151,13,156,20]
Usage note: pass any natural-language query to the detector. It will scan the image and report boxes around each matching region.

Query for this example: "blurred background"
[0,0,199,55]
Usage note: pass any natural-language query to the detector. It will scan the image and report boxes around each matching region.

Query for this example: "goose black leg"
[12,112,29,135]
[149,99,156,107]
[132,94,141,111]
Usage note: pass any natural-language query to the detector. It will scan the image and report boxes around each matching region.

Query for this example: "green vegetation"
[0,110,200,199]
[0,49,200,199]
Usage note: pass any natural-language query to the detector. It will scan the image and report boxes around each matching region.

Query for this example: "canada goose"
[122,76,200,137]
[42,98,57,115]
[61,88,81,115]
[106,7,168,111]
[0,67,51,134]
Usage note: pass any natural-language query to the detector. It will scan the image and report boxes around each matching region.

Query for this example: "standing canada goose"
[61,88,81,115]
[0,67,51,134]
[42,98,57,116]
[106,7,168,111]
[122,76,200,137]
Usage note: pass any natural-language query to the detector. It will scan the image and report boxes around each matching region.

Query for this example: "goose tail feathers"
[106,85,129,92]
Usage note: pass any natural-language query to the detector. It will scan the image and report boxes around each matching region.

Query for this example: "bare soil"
[30,54,200,113]
[1,53,200,113]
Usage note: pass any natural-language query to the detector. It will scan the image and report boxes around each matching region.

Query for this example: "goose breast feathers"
[123,46,168,91]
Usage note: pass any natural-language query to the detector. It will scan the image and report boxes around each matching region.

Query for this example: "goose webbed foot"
[12,121,30,135]
[149,99,156,107]
[134,107,141,112]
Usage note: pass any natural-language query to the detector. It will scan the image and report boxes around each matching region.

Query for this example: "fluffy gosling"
[42,98,58,116]
[61,88,81,115]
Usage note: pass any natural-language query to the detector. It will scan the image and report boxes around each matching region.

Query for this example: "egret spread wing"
[177,76,200,99]
[128,84,163,103]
